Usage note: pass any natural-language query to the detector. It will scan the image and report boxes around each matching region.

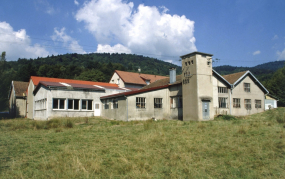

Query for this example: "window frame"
[53,98,66,110]
[255,100,261,108]
[218,87,228,93]
[67,99,80,110]
[218,97,227,108]
[136,97,146,109]
[244,83,250,92]
[113,98,118,109]
[81,99,93,111]
[154,98,163,108]
[244,99,251,109]
[233,98,241,108]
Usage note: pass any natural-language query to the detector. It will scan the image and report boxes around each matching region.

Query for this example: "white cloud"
[277,49,285,61]
[35,0,56,15]
[272,35,278,40]
[75,0,196,61]
[74,0,79,6]
[96,44,131,54]
[51,27,86,54]
[0,21,50,61]
[253,50,260,55]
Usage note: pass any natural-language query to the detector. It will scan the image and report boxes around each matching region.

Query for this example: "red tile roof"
[30,76,118,87]
[114,70,168,85]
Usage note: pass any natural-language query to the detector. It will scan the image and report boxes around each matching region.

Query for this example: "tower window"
[185,62,187,66]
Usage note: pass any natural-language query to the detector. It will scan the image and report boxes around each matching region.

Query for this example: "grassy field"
[0,108,285,178]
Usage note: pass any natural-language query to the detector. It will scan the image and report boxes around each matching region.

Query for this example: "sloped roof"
[30,76,118,87]
[222,71,247,84]
[13,81,29,97]
[141,75,182,90]
[114,70,168,85]
[101,85,169,99]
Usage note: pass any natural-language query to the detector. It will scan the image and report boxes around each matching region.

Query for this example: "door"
[202,101,210,120]
[94,103,100,116]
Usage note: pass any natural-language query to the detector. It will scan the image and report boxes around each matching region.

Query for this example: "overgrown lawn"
[0,108,285,178]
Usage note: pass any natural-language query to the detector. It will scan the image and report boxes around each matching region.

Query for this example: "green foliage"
[219,115,238,120]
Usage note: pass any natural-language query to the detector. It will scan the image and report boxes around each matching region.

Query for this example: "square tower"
[180,52,214,121]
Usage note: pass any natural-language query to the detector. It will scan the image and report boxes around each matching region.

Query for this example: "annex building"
[100,52,270,121]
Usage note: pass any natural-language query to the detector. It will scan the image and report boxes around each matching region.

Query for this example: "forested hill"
[213,61,285,82]
[0,53,181,111]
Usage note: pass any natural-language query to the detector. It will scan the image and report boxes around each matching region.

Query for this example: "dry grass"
[0,108,285,178]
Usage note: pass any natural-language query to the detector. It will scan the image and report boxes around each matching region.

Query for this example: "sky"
[0,0,285,67]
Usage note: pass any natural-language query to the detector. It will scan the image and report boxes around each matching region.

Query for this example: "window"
[154,98,162,108]
[185,62,187,66]
[218,87,228,93]
[244,83,250,92]
[170,96,182,108]
[104,100,109,109]
[207,61,211,66]
[218,97,227,108]
[113,99,118,109]
[68,99,79,110]
[233,98,240,108]
[82,100,92,110]
[35,98,47,110]
[53,98,65,109]
[145,80,150,85]
[244,99,251,109]
[191,60,194,64]
[136,97,146,108]
[255,100,261,108]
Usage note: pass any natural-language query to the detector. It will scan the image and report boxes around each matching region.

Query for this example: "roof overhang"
[180,51,213,59]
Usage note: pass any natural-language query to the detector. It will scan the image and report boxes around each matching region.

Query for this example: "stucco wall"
[109,72,125,88]
[27,79,34,119]
[231,76,265,116]
[212,75,230,115]
[16,98,27,117]
[34,86,126,120]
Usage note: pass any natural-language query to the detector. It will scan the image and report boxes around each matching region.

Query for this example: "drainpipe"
[125,96,128,122]
[229,88,232,115]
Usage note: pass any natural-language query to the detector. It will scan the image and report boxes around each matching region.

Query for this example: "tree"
[0,51,6,71]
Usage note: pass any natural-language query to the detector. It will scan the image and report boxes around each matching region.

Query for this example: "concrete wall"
[212,75,230,115]
[26,79,34,119]
[34,86,126,120]
[182,53,214,121]
[231,76,265,116]
[102,86,182,121]
[16,98,27,117]
[109,72,125,88]
[9,85,27,118]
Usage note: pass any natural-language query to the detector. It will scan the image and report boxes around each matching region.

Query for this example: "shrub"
[222,115,237,121]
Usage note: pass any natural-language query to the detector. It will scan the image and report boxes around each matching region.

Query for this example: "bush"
[221,115,237,121]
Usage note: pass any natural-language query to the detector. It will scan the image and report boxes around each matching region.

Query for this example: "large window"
[245,99,251,109]
[244,83,250,92]
[53,98,65,109]
[218,97,227,108]
[233,98,240,108]
[136,97,146,108]
[218,87,228,93]
[170,96,182,108]
[82,100,93,110]
[154,98,162,108]
[113,99,118,109]
[104,100,109,109]
[68,99,79,110]
[255,100,261,108]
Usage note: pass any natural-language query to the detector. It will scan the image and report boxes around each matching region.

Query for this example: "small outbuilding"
[265,94,278,110]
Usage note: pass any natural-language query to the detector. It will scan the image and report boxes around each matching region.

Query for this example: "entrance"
[94,103,100,116]
[202,100,210,120]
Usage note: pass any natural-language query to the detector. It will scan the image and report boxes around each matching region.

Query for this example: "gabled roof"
[113,70,168,85]
[141,75,182,90]
[9,81,29,98]
[222,71,248,84]
[222,70,269,93]
[101,84,169,99]
[30,76,117,87]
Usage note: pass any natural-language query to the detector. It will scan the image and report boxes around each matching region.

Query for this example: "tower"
[181,52,214,121]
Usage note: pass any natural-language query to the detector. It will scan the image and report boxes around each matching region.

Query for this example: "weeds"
[276,112,285,123]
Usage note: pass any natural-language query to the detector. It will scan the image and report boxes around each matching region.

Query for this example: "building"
[101,52,269,121]
[109,70,168,89]
[27,76,129,120]
[8,81,29,118]
[265,94,278,110]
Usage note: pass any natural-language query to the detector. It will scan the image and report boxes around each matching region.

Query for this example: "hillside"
[0,53,181,111]
[1,108,285,178]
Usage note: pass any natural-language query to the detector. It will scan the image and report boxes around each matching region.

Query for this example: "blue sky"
[0,0,284,67]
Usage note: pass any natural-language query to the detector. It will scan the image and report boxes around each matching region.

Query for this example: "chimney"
[169,68,176,84]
